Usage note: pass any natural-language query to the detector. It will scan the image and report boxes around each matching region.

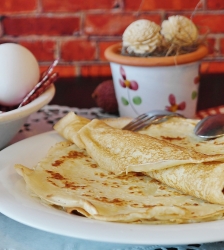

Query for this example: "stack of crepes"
[15,112,224,224]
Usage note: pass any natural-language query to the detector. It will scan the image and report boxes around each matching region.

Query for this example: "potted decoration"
[104,16,208,118]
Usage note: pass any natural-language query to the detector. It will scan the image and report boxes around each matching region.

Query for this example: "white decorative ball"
[161,15,198,47]
[0,43,40,106]
[122,19,162,54]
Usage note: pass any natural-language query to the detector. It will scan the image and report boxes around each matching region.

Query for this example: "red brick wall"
[1,0,224,77]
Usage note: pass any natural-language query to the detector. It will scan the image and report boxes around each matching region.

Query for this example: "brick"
[81,64,112,77]
[3,16,80,36]
[42,0,118,12]
[200,62,224,74]
[61,40,96,61]
[85,14,133,36]
[99,41,121,61]
[124,0,142,10]
[207,0,224,10]
[40,65,77,77]
[19,40,56,61]
[0,0,37,13]
[220,38,224,55]
[84,13,161,36]
[206,38,216,55]
[193,14,224,33]
[138,14,161,24]
[125,0,201,10]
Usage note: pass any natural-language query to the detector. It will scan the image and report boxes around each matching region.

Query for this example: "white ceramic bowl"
[0,84,55,150]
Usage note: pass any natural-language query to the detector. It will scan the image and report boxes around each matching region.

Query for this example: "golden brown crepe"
[139,116,224,155]
[53,112,224,205]
[54,112,224,175]
[130,117,224,204]
[14,141,224,224]
[105,116,224,156]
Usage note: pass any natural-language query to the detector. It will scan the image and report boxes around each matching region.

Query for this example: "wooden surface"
[50,74,224,112]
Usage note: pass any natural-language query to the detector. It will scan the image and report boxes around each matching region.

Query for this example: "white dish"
[0,131,224,245]
[0,84,55,150]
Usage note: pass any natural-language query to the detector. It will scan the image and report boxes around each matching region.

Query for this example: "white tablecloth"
[1,105,224,250]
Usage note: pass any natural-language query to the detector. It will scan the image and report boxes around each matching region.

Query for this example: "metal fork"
[122,110,184,132]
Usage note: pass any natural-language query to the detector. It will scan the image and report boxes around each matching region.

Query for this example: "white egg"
[0,43,40,106]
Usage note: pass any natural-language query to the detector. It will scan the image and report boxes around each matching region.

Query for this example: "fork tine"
[122,114,148,130]
[123,115,157,131]
[127,118,153,131]
[122,110,184,132]
[123,110,168,130]
[122,116,145,130]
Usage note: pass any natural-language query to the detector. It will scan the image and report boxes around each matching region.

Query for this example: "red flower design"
[119,66,138,90]
[194,76,200,84]
[166,94,186,112]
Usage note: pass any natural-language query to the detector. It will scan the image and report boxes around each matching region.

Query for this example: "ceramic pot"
[105,43,208,118]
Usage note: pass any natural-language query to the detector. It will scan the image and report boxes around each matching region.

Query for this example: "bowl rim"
[104,43,208,67]
[0,84,55,123]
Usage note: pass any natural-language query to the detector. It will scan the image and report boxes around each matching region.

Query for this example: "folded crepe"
[54,112,224,174]
[14,141,224,224]
[53,112,224,205]
[131,117,224,204]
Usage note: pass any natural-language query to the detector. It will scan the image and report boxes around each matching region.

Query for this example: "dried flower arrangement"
[121,15,204,57]
[94,13,209,116]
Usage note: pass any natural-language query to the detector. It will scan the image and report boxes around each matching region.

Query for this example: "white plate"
[0,131,224,245]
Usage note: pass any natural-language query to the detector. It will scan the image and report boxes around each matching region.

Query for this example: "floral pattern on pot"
[192,90,198,100]
[119,66,142,115]
[166,94,186,112]
[192,75,199,100]
[194,75,200,84]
